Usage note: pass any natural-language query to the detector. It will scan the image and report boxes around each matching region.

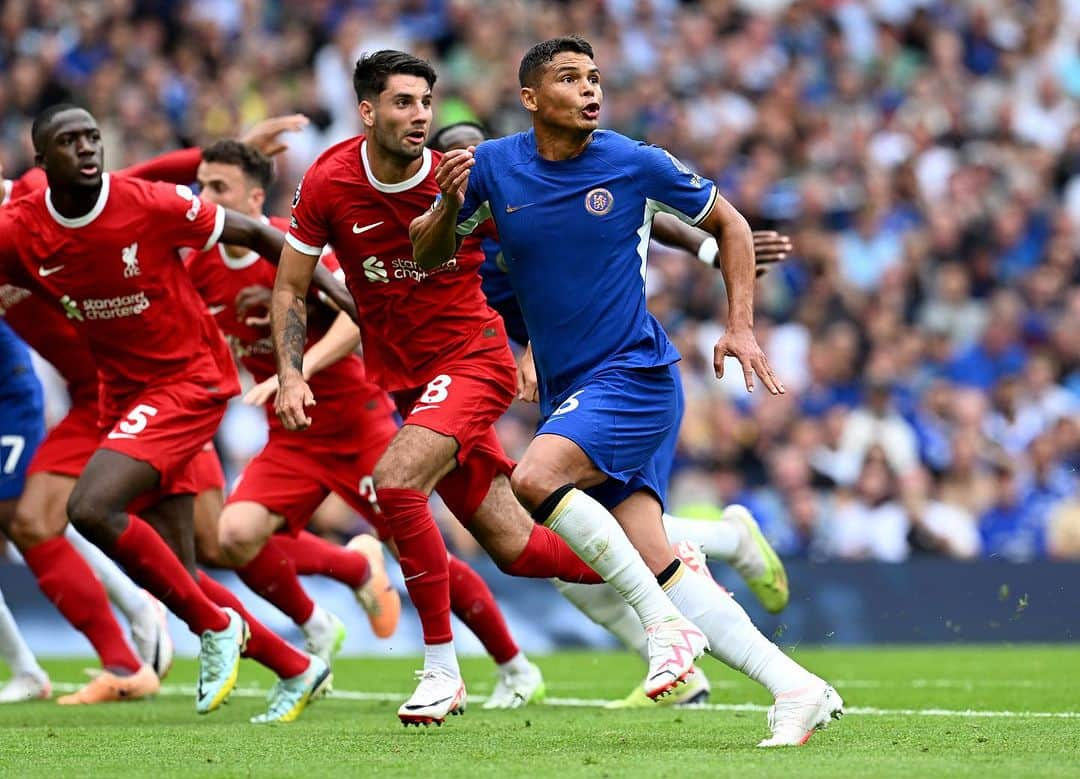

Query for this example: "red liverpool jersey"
[285,136,503,392]
[0,174,239,416]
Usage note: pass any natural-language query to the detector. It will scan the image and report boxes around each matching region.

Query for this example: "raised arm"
[270,243,319,430]
[409,148,474,269]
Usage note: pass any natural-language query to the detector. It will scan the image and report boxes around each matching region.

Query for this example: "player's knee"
[7,503,55,548]
[218,519,262,567]
[510,460,562,513]
[65,486,118,542]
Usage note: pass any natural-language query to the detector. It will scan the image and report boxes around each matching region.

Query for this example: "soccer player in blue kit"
[412,36,843,746]
[429,122,795,708]
[0,319,52,702]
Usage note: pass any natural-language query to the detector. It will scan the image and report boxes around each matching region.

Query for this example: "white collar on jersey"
[217,214,270,269]
[360,140,431,193]
[46,173,111,228]
[1,179,11,207]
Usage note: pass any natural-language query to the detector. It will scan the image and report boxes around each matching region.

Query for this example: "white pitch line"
[48,683,1080,719]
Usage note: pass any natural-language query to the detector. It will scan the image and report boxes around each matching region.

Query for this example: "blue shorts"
[0,390,46,501]
[536,364,679,510]
[652,363,685,496]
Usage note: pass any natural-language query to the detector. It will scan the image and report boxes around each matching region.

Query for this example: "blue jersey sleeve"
[636,144,718,226]
[455,146,494,237]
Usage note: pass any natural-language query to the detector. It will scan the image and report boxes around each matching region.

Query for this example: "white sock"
[65,525,150,624]
[553,579,647,661]
[663,512,740,561]
[496,651,532,676]
[424,641,460,677]
[665,567,814,696]
[0,588,46,680]
[301,604,332,634]
[545,489,681,627]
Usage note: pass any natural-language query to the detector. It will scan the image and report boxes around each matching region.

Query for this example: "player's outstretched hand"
[516,342,538,403]
[244,375,279,406]
[713,327,785,395]
[276,373,316,430]
[751,231,792,276]
[235,284,272,327]
[434,147,475,211]
[240,114,309,157]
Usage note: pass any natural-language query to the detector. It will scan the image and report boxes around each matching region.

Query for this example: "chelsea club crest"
[585,188,613,216]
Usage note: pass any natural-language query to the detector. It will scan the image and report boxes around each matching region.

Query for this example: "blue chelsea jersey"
[456,129,717,415]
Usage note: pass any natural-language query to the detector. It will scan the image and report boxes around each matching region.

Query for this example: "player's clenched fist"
[433,147,475,210]
[276,372,316,430]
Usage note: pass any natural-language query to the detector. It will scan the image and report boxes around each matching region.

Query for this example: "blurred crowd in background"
[1,0,1078,564]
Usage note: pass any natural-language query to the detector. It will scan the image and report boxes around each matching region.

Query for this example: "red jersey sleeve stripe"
[285,231,323,257]
[201,204,226,252]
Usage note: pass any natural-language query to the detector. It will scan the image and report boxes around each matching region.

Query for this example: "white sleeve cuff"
[285,231,324,256]
[201,204,226,251]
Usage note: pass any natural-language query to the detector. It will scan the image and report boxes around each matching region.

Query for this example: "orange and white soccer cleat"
[643,616,709,700]
[758,681,844,747]
[398,669,466,726]
[57,664,159,705]
[347,535,401,639]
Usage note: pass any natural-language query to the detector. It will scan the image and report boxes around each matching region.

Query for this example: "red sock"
[274,531,370,589]
[23,536,142,673]
[236,538,316,625]
[448,555,518,664]
[378,487,452,644]
[503,524,603,584]
[110,515,228,633]
[196,571,310,679]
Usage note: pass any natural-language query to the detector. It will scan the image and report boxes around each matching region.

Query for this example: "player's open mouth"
[582,103,600,120]
[79,164,100,176]
[405,131,426,144]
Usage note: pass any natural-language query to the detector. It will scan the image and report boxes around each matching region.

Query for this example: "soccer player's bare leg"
[66,449,243,712]
[512,432,708,699]
[371,423,463,724]
[192,488,227,567]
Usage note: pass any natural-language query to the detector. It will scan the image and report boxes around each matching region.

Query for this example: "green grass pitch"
[2,646,1078,777]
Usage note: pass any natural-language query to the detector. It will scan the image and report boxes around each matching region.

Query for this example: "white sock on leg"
[65,525,150,624]
[545,489,682,628]
[496,651,533,676]
[0,588,46,680]
[662,512,740,561]
[665,567,815,696]
[424,641,460,677]
[553,579,647,660]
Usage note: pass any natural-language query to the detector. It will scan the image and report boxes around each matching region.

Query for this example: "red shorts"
[394,332,517,522]
[99,382,229,499]
[227,398,399,538]
[28,403,99,478]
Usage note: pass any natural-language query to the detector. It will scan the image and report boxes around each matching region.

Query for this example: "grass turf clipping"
[1,647,1078,778]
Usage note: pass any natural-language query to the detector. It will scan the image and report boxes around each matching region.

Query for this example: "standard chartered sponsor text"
[79,291,152,320]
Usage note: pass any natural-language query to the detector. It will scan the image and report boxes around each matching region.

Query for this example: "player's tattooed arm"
[651,214,792,276]
[697,194,785,396]
[270,243,320,430]
[410,148,474,269]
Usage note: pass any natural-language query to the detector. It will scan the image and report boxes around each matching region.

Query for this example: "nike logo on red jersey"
[352,221,384,234]
[38,264,65,277]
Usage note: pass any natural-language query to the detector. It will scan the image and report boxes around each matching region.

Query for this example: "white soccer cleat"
[757,681,844,747]
[643,616,709,700]
[606,664,711,709]
[482,661,546,709]
[0,673,51,703]
[130,591,174,679]
[398,669,466,726]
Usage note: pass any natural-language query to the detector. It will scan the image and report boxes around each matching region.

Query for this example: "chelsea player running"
[412,36,842,746]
